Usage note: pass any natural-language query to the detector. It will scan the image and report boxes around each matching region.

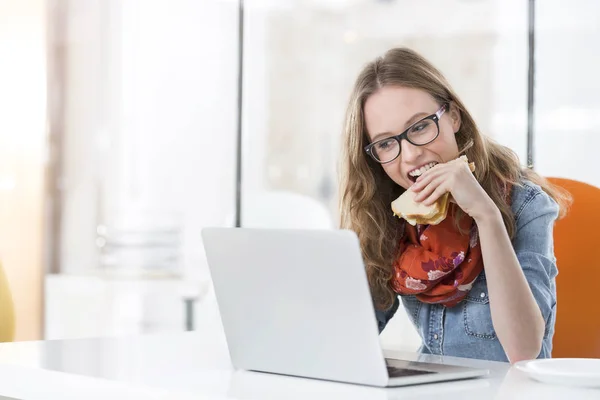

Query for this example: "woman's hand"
[411,158,497,221]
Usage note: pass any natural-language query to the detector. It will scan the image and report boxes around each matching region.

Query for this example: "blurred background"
[0,0,598,352]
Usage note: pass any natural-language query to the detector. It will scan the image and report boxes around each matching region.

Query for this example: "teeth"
[409,162,437,177]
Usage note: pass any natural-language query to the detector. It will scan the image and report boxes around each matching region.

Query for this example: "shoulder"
[510,179,559,227]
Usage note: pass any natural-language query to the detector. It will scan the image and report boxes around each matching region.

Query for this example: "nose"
[399,138,423,164]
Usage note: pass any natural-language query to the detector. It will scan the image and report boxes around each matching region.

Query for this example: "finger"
[414,176,444,202]
[415,163,447,184]
[411,173,447,200]
[412,167,446,192]
[410,178,427,193]
[422,183,449,206]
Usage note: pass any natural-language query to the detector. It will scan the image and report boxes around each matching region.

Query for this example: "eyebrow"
[371,112,429,142]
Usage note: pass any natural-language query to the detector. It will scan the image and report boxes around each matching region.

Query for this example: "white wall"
[59,0,111,276]
[59,0,239,278]
[490,0,528,163]
[535,0,600,184]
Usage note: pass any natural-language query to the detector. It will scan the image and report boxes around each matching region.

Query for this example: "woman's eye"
[376,139,395,150]
[412,121,429,132]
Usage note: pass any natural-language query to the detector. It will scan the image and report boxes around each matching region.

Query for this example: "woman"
[339,47,570,363]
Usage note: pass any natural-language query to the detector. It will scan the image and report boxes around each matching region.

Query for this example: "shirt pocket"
[462,278,497,339]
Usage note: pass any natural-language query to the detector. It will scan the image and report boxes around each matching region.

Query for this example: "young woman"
[339,47,570,363]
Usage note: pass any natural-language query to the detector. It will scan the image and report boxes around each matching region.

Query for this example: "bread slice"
[392,192,451,226]
[391,156,475,226]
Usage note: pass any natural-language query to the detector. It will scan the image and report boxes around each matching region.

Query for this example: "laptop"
[201,228,489,387]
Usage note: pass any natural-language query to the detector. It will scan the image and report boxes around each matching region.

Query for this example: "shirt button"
[480,292,486,298]
[433,334,439,340]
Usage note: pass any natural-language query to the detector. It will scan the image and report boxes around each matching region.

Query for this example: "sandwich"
[391,155,475,226]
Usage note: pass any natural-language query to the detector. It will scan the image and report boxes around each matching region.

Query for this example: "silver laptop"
[201,228,489,387]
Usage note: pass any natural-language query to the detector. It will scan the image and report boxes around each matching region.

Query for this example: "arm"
[475,191,557,363]
[411,160,558,363]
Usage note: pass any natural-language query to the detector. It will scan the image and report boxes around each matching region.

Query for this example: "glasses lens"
[371,138,400,163]
[407,119,439,145]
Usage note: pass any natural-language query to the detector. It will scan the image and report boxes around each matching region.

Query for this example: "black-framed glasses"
[364,104,447,164]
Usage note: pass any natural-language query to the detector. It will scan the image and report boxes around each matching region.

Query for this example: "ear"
[449,102,462,134]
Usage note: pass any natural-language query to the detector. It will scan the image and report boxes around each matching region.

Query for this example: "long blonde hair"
[339,47,570,310]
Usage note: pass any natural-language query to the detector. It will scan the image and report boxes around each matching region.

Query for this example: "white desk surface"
[0,328,597,400]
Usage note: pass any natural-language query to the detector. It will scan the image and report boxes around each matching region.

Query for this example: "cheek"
[439,122,455,140]
[437,126,459,151]
[418,133,458,163]
[381,164,395,178]
[382,163,406,183]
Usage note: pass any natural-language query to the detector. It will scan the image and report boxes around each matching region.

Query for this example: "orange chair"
[547,177,600,358]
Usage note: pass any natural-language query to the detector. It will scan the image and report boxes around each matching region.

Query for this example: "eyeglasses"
[364,104,447,164]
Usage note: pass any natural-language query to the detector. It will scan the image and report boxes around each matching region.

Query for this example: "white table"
[0,328,597,400]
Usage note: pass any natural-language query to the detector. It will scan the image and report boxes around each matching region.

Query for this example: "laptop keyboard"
[386,365,436,378]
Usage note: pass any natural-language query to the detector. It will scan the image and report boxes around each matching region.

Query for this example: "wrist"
[472,200,502,226]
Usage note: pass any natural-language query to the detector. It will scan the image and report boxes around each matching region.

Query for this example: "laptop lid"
[201,227,389,387]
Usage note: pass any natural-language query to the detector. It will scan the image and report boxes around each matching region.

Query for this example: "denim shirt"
[375,180,559,362]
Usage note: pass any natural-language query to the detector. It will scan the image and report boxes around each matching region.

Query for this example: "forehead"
[364,86,437,139]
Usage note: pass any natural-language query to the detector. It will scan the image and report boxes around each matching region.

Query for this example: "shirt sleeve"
[512,186,560,334]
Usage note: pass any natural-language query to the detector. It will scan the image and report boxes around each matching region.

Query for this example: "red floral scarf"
[391,204,483,307]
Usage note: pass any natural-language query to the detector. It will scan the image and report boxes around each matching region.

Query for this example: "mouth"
[407,162,438,183]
